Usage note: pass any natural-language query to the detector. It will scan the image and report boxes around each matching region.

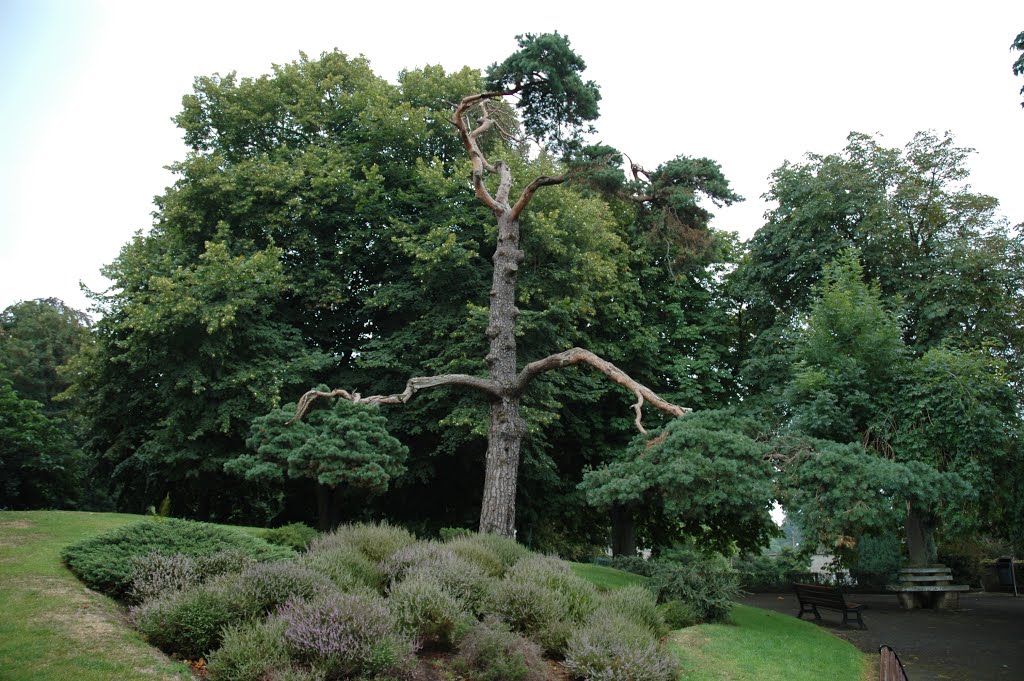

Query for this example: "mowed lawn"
[0,510,192,681]
[671,604,870,681]
[1,511,869,681]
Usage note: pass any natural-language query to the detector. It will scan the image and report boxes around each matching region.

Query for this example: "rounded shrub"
[380,541,452,585]
[275,593,415,679]
[206,618,289,681]
[131,574,248,657]
[61,518,294,599]
[127,552,198,604]
[445,536,506,577]
[388,572,471,647]
[505,554,598,625]
[308,522,416,563]
[487,578,569,654]
[299,544,385,594]
[594,584,667,637]
[235,561,338,615]
[451,532,529,573]
[452,618,548,681]
[648,554,740,624]
[562,615,679,681]
[658,600,700,630]
[406,552,494,616]
[262,523,319,552]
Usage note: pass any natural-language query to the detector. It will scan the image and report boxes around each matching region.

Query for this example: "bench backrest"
[879,644,909,681]
[794,582,847,608]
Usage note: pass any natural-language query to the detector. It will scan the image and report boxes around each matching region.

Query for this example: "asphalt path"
[740,591,1023,681]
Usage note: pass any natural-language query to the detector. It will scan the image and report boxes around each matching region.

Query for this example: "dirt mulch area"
[741,591,1024,681]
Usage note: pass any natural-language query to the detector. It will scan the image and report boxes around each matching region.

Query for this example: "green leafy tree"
[1013,30,1024,107]
[0,378,82,508]
[229,398,408,529]
[779,253,1021,564]
[0,298,90,414]
[579,410,777,555]
[732,131,1023,399]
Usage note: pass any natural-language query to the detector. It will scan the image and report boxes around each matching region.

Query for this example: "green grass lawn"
[0,510,192,681]
[2,511,869,681]
[671,603,870,681]
[570,560,649,589]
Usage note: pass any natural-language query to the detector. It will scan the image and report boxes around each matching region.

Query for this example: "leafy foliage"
[1013,30,1024,107]
[262,522,319,551]
[61,518,293,599]
[485,32,600,153]
[580,409,776,552]
[645,552,741,624]
[562,615,679,681]
[452,618,548,681]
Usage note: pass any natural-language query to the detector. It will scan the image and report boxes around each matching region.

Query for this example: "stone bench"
[887,565,969,609]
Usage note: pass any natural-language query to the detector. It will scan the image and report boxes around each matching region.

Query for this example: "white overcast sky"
[2,0,1022,315]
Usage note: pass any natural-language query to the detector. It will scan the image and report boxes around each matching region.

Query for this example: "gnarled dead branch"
[291,374,500,423]
[513,347,690,433]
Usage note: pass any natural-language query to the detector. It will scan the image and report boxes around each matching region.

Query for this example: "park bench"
[878,644,909,680]
[887,566,969,609]
[793,582,867,629]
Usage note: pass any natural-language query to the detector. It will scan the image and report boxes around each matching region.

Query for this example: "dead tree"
[294,34,690,537]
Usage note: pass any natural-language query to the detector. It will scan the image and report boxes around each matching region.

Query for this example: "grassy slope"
[0,510,192,681]
[1,512,868,681]
[671,604,869,681]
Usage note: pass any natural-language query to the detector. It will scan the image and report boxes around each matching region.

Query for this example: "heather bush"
[128,549,257,604]
[487,578,570,653]
[388,572,472,646]
[453,532,529,572]
[236,561,338,614]
[657,599,700,629]
[452,618,548,681]
[308,522,415,563]
[299,544,385,594]
[127,552,198,604]
[206,618,290,681]
[381,541,452,585]
[505,554,598,624]
[132,574,248,657]
[61,518,293,599]
[648,553,740,624]
[594,584,667,637]
[263,523,319,552]
[562,615,679,681]
[406,552,493,616]
[276,593,415,679]
[438,526,474,541]
[445,535,506,577]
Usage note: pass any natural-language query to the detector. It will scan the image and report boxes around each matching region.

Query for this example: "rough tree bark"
[293,90,690,537]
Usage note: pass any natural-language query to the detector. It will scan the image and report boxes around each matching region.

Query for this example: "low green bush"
[263,523,319,552]
[405,551,493,616]
[132,574,248,657]
[62,518,293,599]
[128,549,256,604]
[452,618,548,681]
[658,599,700,629]
[648,553,741,624]
[450,532,529,574]
[734,546,811,591]
[388,572,471,647]
[446,536,506,577]
[206,618,290,681]
[562,615,678,681]
[505,554,598,625]
[594,584,667,637]
[308,522,416,563]
[299,545,385,594]
[487,578,571,654]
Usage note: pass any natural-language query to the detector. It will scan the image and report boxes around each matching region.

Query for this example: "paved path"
[740,592,1023,680]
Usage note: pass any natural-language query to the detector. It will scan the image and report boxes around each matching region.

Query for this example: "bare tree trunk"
[478,208,526,536]
[905,501,937,565]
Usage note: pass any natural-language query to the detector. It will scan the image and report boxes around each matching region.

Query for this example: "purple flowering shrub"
[504,555,598,625]
[237,561,338,614]
[487,578,571,654]
[381,541,453,585]
[275,593,415,679]
[452,618,548,681]
[387,572,472,646]
[299,544,386,594]
[594,584,668,637]
[206,618,289,681]
[308,522,415,563]
[127,552,198,604]
[561,615,679,681]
